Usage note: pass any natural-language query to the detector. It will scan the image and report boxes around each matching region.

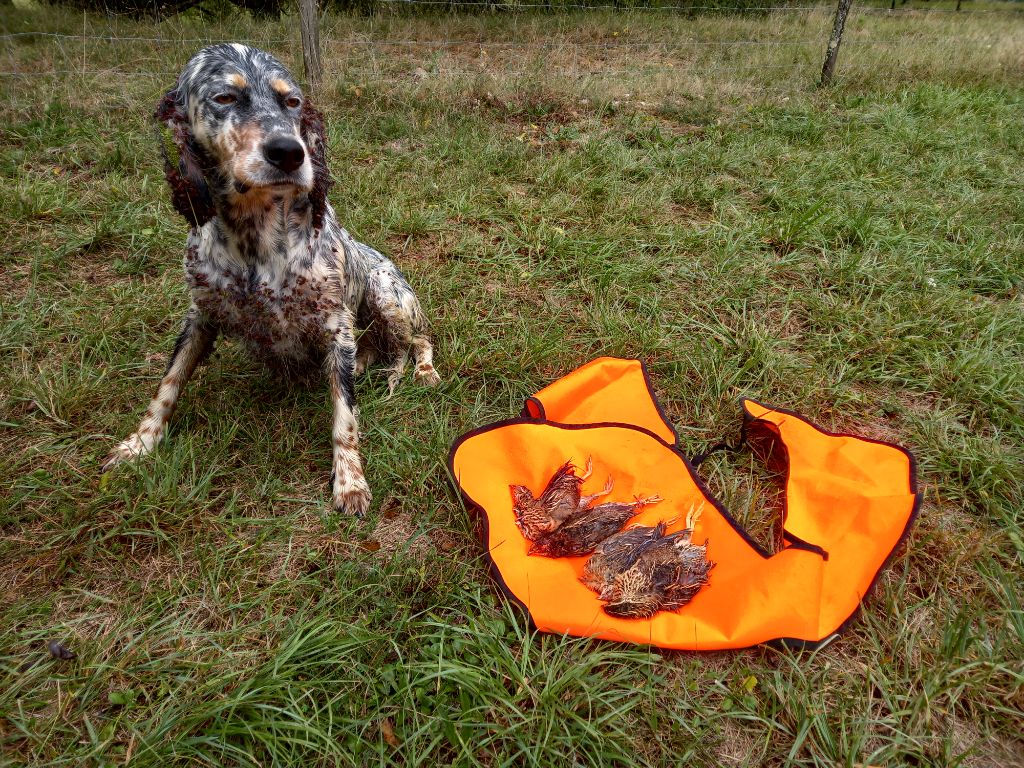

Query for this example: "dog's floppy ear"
[300,99,333,231]
[155,86,216,227]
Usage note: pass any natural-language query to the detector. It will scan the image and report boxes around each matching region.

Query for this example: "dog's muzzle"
[263,136,305,174]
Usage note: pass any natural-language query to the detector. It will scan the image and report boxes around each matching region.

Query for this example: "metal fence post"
[820,0,852,87]
[299,0,322,90]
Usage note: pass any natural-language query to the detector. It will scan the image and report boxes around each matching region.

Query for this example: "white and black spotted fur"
[102,43,440,516]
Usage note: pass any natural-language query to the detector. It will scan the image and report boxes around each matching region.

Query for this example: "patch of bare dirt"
[67,257,123,289]
[713,716,763,766]
[0,524,64,607]
[897,389,941,418]
[649,117,707,139]
[368,504,433,560]
[4,262,37,302]
[384,230,455,263]
[956,724,1024,768]
[665,200,716,227]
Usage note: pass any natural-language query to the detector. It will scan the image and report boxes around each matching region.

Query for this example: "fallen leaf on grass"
[380,717,400,747]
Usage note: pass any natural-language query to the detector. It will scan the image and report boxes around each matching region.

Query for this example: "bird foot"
[579,475,615,510]
[685,503,704,529]
[633,494,663,508]
[578,456,594,482]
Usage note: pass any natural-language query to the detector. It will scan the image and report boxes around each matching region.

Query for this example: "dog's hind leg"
[410,334,440,387]
[102,306,217,471]
[353,341,377,378]
[385,346,411,397]
[360,256,440,395]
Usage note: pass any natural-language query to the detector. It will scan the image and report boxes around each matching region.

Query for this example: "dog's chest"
[185,245,342,361]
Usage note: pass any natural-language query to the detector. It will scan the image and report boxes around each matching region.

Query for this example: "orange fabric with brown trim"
[450,357,918,650]
[523,357,677,444]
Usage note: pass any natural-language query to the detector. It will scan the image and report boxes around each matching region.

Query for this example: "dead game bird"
[511,457,613,541]
[529,495,663,558]
[601,508,714,619]
[580,522,667,593]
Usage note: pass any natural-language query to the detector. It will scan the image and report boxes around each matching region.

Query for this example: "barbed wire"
[373,1,822,10]
[0,30,1008,47]
[1,37,1012,80]
[1,3,1017,52]
[0,70,178,76]
[0,63,809,77]
[3,4,1018,81]
[0,31,291,44]
[0,0,1011,24]
[857,4,1020,11]
[9,0,1016,12]
[371,0,1018,11]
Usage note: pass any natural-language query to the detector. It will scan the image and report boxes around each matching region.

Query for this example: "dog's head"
[156,43,331,228]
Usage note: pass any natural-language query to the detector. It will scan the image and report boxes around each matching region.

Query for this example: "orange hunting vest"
[449,357,919,650]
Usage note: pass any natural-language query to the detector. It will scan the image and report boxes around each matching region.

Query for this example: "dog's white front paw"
[332,473,372,517]
[102,433,146,472]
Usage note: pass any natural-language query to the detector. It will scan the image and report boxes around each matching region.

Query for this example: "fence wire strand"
[1,31,1004,46]
[6,31,774,43]
[373,1,823,10]
[371,0,1017,11]
[2,4,1021,83]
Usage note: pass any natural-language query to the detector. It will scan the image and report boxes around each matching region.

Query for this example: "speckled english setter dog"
[102,43,440,516]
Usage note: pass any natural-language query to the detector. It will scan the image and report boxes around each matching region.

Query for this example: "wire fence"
[15,0,1020,15]
[368,0,1023,10]
[1,2,1022,89]
[2,30,1003,44]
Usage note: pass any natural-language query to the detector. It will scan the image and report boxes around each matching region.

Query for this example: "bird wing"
[539,461,581,501]
[538,461,584,521]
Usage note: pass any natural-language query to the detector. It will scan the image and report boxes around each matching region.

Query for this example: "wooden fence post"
[299,0,322,90]
[820,0,852,87]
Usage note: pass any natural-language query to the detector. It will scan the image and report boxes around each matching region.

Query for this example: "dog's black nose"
[263,136,305,173]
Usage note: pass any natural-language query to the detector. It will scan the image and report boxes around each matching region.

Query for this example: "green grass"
[2,2,1023,766]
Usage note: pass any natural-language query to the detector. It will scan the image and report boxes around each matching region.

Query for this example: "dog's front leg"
[326,318,372,516]
[102,306,217,471]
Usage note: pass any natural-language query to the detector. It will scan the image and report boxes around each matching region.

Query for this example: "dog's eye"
[213,93,237,105]
[285,96,301,109]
